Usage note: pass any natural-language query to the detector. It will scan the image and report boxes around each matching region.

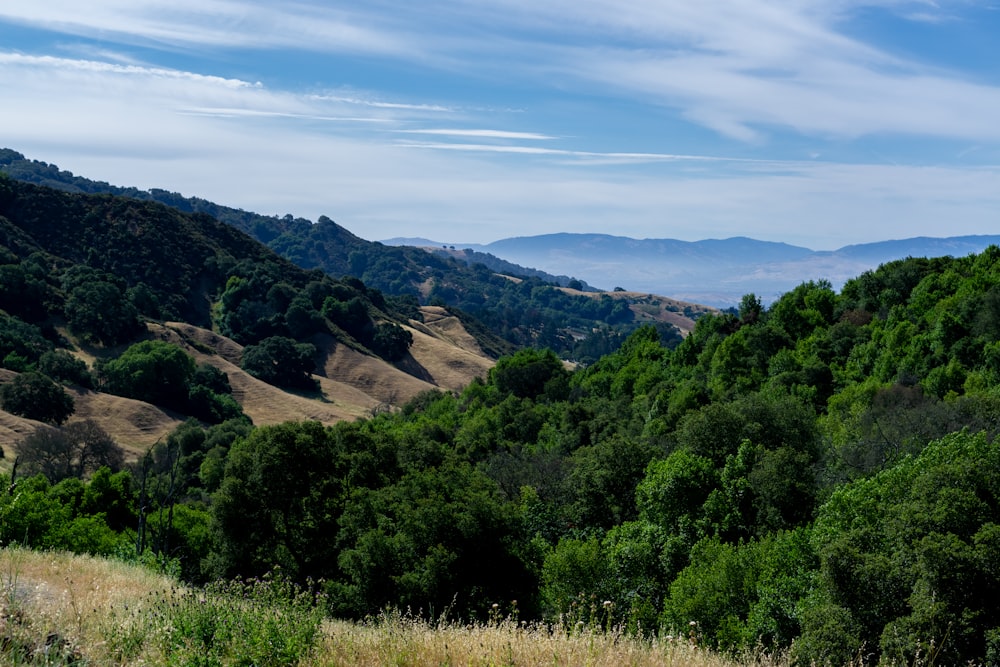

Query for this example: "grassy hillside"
[0,546,779,667]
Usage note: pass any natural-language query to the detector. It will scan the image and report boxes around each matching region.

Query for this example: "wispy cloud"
[176,107,393,123]
[308,94,454,113]
[0,52,260,88]
[397,140,791,166]
[396,129,555,140]
[3,0,1000,254]
[6,1,1000,144]
[0,1,417,57]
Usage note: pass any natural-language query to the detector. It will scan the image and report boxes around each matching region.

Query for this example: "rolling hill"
[0,176,495,453]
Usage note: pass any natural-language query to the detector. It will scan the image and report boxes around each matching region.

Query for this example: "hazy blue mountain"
[387,233,1000,307]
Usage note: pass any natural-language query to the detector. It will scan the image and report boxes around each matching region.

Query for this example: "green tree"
[65,279,144,345]
[1,371,74,425]
[371,322,413,361]
[240,336,317,390]
[333,462,532,619]
[489,348,568,401]
[99,340,197,409]
[805,430,1000,665]
[38,349,94,388]
[211,421,346,581]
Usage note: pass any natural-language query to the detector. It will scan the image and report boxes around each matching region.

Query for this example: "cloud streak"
[6,1,1000,143]
[3,1,1000,255]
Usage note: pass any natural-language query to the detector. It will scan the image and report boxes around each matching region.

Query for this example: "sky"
[2,1,1000,249]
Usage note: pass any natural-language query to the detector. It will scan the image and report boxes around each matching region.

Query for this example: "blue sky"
[2,1,999,249]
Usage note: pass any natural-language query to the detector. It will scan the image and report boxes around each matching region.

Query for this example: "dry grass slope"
[0,547,790,667]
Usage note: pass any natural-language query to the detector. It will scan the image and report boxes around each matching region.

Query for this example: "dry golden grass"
[317,613,786,667]
[0,546,175,664]
[0,548,789,667]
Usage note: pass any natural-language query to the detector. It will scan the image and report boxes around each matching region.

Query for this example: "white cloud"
[308,94,454,113]
[0,1,416,56]
[6,1,1000,144]
[396,129,556,140]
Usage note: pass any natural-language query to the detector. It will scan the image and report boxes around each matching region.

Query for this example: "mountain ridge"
[386,233,1000,307]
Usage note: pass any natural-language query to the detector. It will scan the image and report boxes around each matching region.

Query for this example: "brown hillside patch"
[67,388,185,455]
[158,324,377,423]
[399,317,493,392]
[0,318,494,456]
[318,343,439,407]
[413,306,486,356]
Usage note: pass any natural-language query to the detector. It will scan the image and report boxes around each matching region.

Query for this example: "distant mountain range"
[385,234,1000,307]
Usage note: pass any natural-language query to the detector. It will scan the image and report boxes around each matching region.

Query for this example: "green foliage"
[66,279,145,345]
[100,340,196,405]
[0,472,130,555]
[96,340,240,422]
[1,371,74,425]
[660,529,816,652]
[806,430,1000,665]
[371,321,413,361]
[0,261,54,323]
[0,314,51,370]
[240,335,318,391]
[106,572,326,667]
[38,349,94,388]
[9,159,1000,662]
[332,460,532,619]
[211,421,346,581]
[489,347,569,401]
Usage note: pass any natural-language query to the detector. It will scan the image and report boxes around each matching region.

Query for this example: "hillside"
[7,247,1000,664]
[0,175,494,450]
[7,154,1000,665]
[0,149,701,358]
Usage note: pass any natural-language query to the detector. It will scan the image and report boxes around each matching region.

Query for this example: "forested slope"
[5,229,1000,664]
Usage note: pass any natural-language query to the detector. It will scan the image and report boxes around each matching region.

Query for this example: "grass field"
[0,546,789,667]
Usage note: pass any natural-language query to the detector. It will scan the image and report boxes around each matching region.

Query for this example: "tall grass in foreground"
[318,610,786,667]
[0,546,785,666]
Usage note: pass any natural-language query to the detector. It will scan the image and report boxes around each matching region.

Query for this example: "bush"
[106,572,327,666]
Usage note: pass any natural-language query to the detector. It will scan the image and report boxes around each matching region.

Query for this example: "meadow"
[0,546,788,667]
